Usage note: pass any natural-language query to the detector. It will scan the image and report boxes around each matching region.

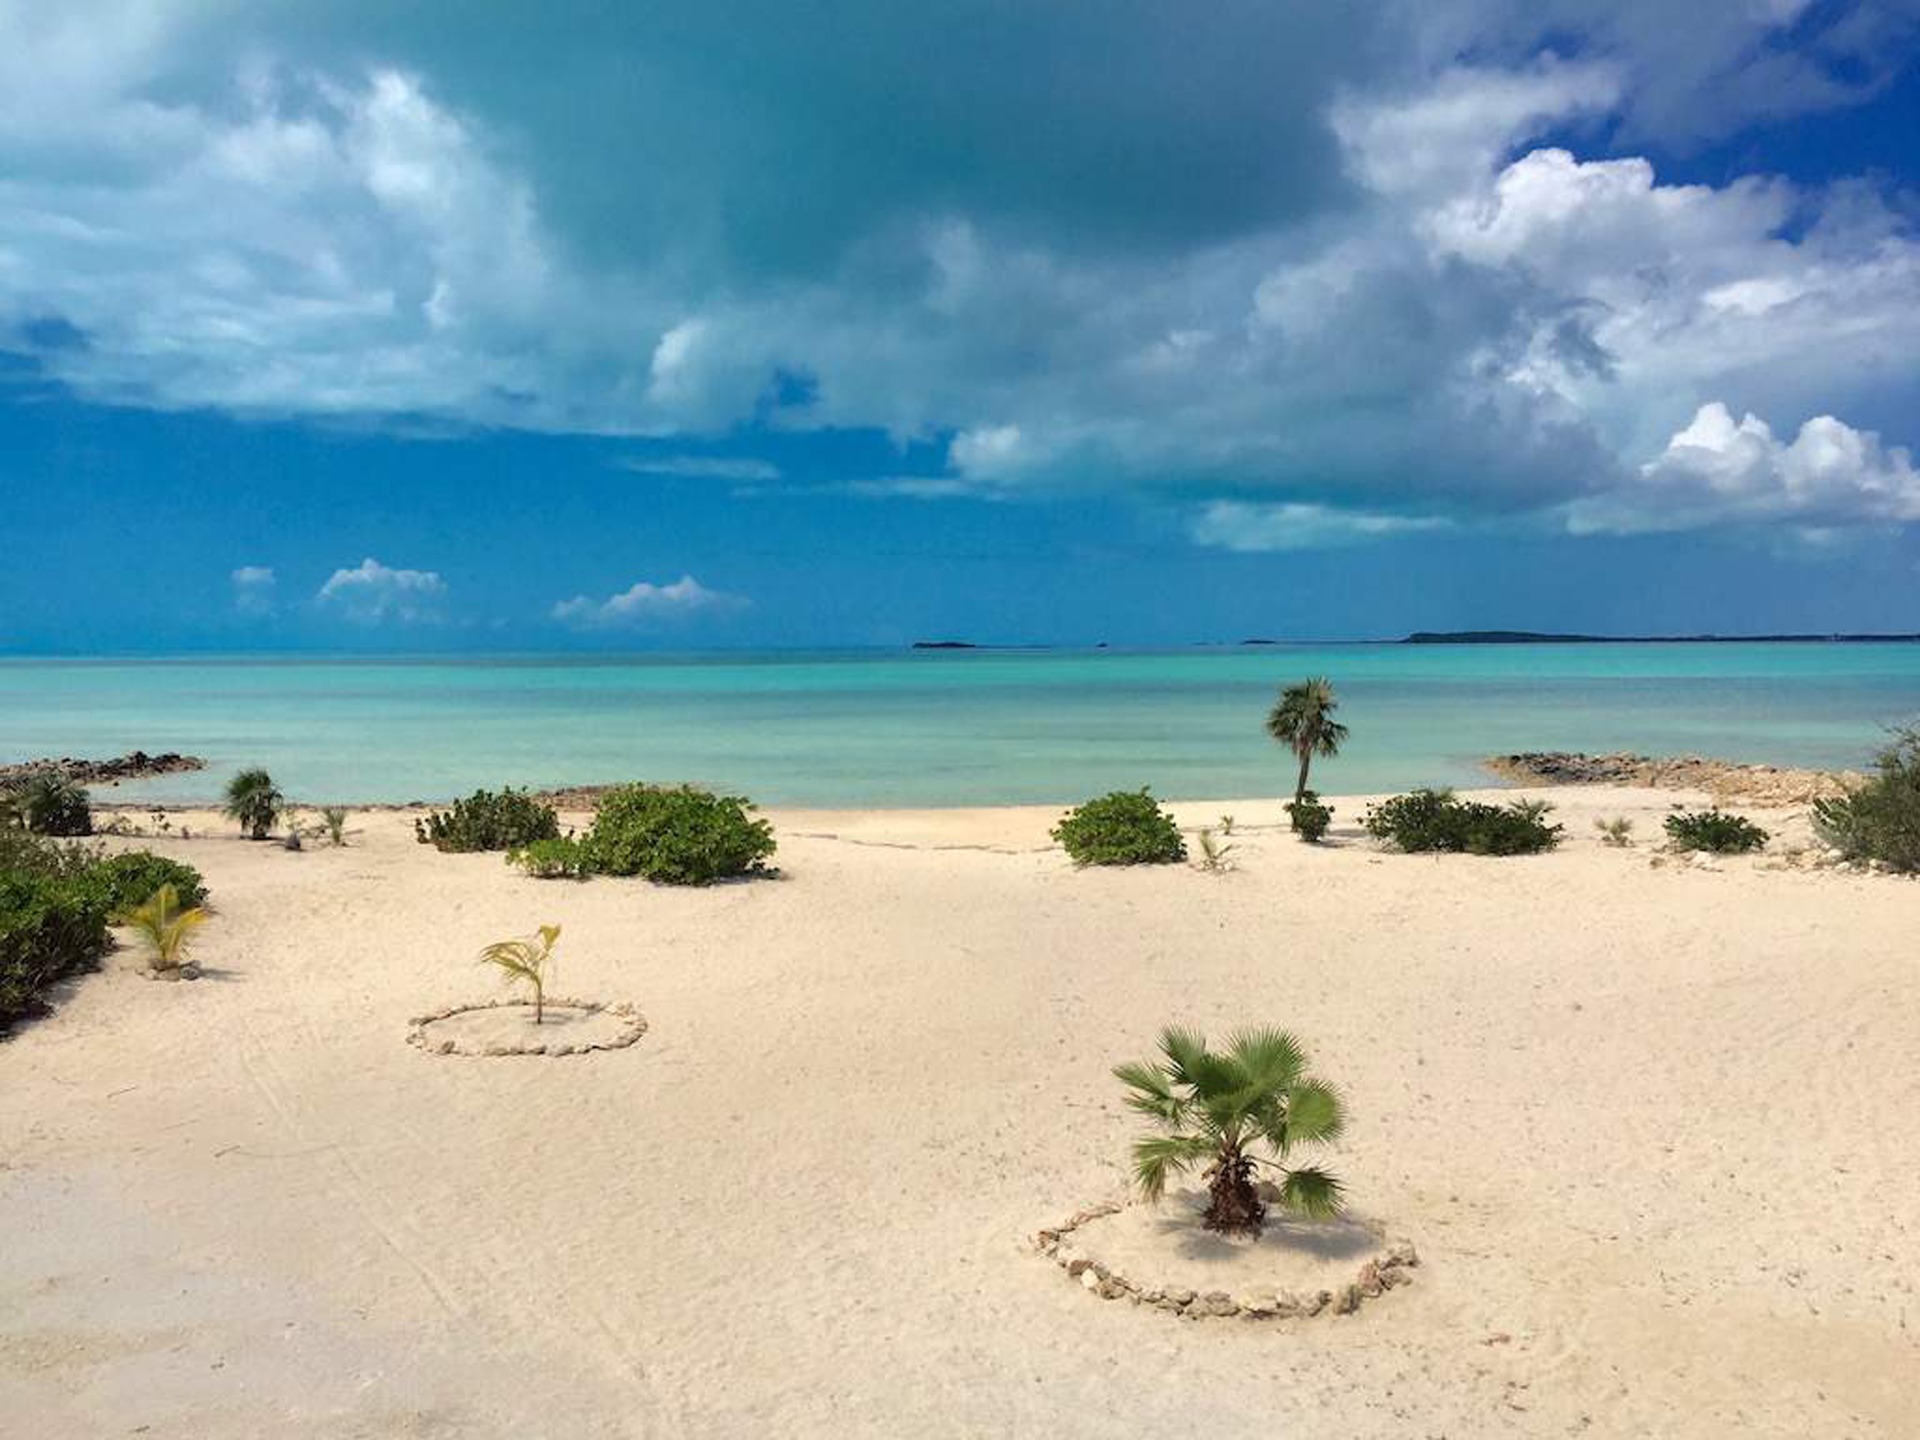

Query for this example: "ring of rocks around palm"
[1033,1192,1418,1320]
[406,997,648,1057]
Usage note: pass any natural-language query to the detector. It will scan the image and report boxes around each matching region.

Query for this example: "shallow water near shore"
[3,642,1918,806]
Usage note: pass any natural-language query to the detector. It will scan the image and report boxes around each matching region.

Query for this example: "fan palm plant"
[479,923,561,1023]
[1115,1026,1345,1236]
[1265,677,1349,803]
[122,883,209,978]
[224,767,283,840]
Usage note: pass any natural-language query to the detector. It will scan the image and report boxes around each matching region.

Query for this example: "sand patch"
[1037,1188,1417,1320]
[407,998,647,1057]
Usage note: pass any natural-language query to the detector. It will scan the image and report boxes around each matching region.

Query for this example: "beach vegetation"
[86,851,208,915]
[1664,809,1768,854]
[1265,677,1348,803]
[1195,827,1235,872]
[321,807,349,846]
[1364,789,1562,855]
[584,784,776,885]
[1052,789,1186,866]
[415,788,559,853]
[479,923,561,1023]
[122,883,208,977]
[224,767,284,840]
[508,836,594,879]
[3,772,93,837]
[1596,816,1634,847]
[0,865,111,1030]
[1285,790,1333,842]
[1115,1025,1345,1237]
[1812,727,1920,873]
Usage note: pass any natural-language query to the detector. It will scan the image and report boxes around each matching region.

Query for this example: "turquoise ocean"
[3,644,1918,808]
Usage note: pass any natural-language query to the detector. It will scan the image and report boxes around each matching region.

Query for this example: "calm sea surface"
[3,645,1918,807]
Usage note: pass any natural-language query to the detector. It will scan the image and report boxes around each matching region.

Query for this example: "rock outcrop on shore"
[1485,751,1854,805]
[0,751,206,789]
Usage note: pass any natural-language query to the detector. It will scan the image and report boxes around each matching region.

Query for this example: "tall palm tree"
[1266,676,1348,802]
[1116,1026,1345,1236]
[223,767,283,841]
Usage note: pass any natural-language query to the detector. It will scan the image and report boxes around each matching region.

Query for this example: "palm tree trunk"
[1204,1142,1266,1236]
[1294,749,1312,804]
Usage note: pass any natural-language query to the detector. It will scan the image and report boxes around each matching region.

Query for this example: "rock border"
[1033,1202,1419,1321]
[406,997,648,1057]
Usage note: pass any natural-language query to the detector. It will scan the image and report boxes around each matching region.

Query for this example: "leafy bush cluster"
[1363,789,1562,856]
[583,785,776,885]
[1663,809,1769,855]
[84,851,209,914]
[1053,789,1187,866]
[416,788,560,853]
[1285,791,1334,843]
[1813,728,1920,873]
[508,836,594,879]
[2,772,93,837]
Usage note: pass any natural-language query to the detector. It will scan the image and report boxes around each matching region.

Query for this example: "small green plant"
[1285,791,1333,843]
[121,883,209,978]
[479,923,561,1023]
[4,772,93,837]
[1115,1025,1345,1236]
[1266,677,1349,802]
[1195,828,1235,872]
[1664,809,1768,854]
[508,836,593,879]
[1812,727,1920,873]
[415,788,560,853]
[584,785,775,885]
[1052,788,1187,866]
[224,767,283,840]
[86,851,208,914]
[1364,789,1562,856]
[321,807,349,846]
[1219,814,1236,836]
[1595,816,1634,847]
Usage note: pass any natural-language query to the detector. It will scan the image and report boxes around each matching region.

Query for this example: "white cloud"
[1569,403,1920,534]
[316,557,447,623]
[612,454,782,482]
[550,575,744,628]
[230,564,277,615]
[1191,502,1451,552]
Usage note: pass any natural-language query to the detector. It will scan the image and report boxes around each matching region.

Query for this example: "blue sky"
[2,1,1918,651]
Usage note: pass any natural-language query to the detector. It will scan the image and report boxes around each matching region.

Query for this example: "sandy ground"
[2,786,1917,1438]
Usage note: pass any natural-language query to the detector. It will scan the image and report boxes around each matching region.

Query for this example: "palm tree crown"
[224,767,283,840]
[1115,1025,1345,1236]
[1266,677,1348,801]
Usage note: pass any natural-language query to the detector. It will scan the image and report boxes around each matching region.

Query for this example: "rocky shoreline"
[0,750,206,789]
[1485,751,1855,805]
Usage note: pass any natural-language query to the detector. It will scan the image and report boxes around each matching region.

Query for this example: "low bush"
[508,836,594,879]
[1664,809,1768,854]
[4,772,93,837]
[1285,791,1333,843]
[1364,789,1562,856]
[1812,728,1920,873]
[585,784,776,885]
[1052,789,1187,866]
[1,869,110,1030]
[84,851,209,915]
[415,788,560,853]
[1595,816,1634,847]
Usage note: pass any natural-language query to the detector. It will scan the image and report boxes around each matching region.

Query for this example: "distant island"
[1403,630,1920,645]
[910,640,979,649]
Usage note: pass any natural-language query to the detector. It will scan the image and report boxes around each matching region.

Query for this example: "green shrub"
[1812,728,1920,873]
[4,772,93,837]
[508,836,594,879]
[415,788,560,853]
[584,784,776,885]
[1285,791,1333,843]
[1,870,110,1030]
[1664,809,1768,854]
[84,851,209,915]
[1052,789,1187,866]
[1364,789,1562,856]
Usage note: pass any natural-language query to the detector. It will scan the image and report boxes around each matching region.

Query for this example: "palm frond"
[1157,1026,1210,1083]
[1226,1027,1305,1090]
[1113,1059,1184,1121]
[1282,1079,1345,1145]
[1130,1133,1213,1202]
[1277,1165,1346,1218]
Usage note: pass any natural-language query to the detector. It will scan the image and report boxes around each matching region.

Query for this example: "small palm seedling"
[1596,816,1634,847]
[322,807,349,846]
[1196,827,1236,873]
[224,767,283,841]
[479,923,562,1023]
[1115,1026,1345,1237]
[1219,814,1236,836]
[122,883,209,980]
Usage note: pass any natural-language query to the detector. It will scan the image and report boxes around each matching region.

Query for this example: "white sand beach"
[3,786,1918,1437]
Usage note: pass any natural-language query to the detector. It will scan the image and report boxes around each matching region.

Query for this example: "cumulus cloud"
[551,575,744,628]
[230,565,277,614]
[1190,502,1452,552]
[1569,403,1920,534]
[316,557,447,623]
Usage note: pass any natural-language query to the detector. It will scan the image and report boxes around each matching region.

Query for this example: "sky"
[2,0,1918,651]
